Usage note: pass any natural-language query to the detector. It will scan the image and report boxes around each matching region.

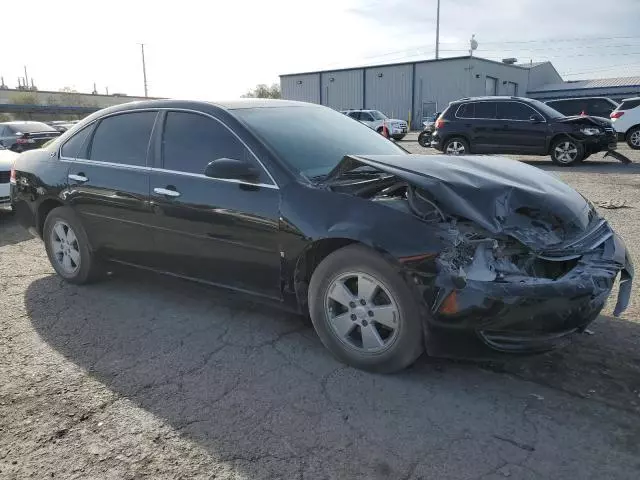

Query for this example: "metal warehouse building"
[280,56,562,129]
[527,76,640,102]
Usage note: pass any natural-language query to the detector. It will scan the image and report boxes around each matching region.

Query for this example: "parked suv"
[0,121,61,152]
[341,110,408,140]
[545,97,618,118]
[431,96,617,166]
[609,97,640,149]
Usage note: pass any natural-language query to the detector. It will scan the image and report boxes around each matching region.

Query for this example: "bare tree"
[241,83,281,99]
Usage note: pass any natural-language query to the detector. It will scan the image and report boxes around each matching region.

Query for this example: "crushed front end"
[324,154,634,356]
[426,216,633,353]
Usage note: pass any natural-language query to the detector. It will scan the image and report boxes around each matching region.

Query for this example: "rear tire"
[443,137,469,155]
[626,126,640,150]
[550,137,584,166]
[43,206,103,284]
[418,131,432,147]
[308,245,424,373]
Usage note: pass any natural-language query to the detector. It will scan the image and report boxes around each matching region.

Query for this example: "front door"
[147,110,281,299]
[62,111,158,264]
[495,101,548,154]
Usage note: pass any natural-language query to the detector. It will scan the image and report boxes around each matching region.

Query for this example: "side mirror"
[529,114,544,123]
[204,158,260,183]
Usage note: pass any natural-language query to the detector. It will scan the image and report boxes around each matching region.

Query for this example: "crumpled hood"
[329,154,593,249]
[556,115,613,128]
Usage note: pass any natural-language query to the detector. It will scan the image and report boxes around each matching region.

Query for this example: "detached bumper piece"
[432,229,633,354]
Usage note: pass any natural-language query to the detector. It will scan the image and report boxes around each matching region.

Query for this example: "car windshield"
[527,99,564,119]
[233,106,406,179]
[9,122,56,133]
[370,110,387,120]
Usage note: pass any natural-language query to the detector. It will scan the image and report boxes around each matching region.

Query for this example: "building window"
[485,76,498,96]
[505,81,518,96]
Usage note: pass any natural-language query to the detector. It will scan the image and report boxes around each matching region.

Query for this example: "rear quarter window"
[619,99,640,111]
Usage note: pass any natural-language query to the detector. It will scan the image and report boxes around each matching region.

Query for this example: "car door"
[147,110,281,299]
[62,111,157,264]
[495,101,548,154]
[460,101,499,152]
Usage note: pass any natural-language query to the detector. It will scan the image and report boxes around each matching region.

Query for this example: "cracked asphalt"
[1,146,640,479]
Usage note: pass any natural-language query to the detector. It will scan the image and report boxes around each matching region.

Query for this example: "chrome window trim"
[454,100,547,123]
[150,167,279,190]
[58,107,279,187]
[59,157,153,172]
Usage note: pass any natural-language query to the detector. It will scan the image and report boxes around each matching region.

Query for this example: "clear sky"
[2,0,639,99]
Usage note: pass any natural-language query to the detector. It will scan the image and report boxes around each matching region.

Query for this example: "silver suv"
[341,110,408,140]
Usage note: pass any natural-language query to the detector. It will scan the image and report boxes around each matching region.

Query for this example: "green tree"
[12,92,39,105]
[241,83,281,99]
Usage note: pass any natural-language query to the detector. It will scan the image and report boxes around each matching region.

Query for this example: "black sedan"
[0,121,61,152]
[10,99,634,372]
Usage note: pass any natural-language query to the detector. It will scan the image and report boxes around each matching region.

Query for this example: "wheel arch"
[36,197,65,237]
[441,134,471,150]
[547,133,574,154]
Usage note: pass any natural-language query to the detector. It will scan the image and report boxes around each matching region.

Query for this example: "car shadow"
[24,271,640,477]
[0,211,33,247]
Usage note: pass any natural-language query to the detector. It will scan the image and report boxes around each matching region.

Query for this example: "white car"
[0,146,18,210]
[609,97,640,149]
[341,110,408,140]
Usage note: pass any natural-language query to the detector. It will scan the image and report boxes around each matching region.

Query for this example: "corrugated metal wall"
[281,58,540,129]
[281,74,320,103]
[364,64,413,123]
[320,70,363,110]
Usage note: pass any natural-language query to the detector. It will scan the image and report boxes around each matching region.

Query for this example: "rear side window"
[60,126,92,159]
[475,102,497,119]
[89,112,157,166]
[347,112,360,119]
[162,111,259,178]
[497,102,537,121]
[456,103,475,118]
[619,99,640,111]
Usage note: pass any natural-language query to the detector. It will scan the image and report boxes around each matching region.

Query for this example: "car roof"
[451,96,536,104]
[545,96,616,102]
[0,120,50,125]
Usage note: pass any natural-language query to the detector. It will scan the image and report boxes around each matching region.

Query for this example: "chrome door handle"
[154,187,181,197]
[68,174,88,182]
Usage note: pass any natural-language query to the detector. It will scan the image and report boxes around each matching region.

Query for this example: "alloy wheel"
[554,141,578,164]
[324,272,400,353]
[50,220,81,274]
[630,130,640,147]
[445,141,466,155]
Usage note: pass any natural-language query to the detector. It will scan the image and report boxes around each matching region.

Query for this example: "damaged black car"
[430,97,620,166]
[11,99,634,373]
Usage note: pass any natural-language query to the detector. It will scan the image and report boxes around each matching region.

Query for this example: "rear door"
[63,111,158,264]
[147,110,281,298]
[457,101,499,152]
[495,101,548,154]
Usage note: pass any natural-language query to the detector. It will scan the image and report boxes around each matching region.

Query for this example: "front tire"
[626,126,640,150]
[308,245,424,373]
[43,206,103,284]
[443,137,469,155]
[550,137,584,166]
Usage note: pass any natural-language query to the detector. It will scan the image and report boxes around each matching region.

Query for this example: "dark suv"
[431,96,617,166]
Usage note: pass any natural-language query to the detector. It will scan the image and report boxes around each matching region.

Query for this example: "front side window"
[485,76,498,96]
[162,111,259,178]
[60,125,92,159]
[588,99,617,116]
[370,111,387,120]
[497,102,537,121]
[89,112,157,166]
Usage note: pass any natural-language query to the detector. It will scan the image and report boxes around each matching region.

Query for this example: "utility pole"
[23,66,29,89]
[435,0,441,59]
[140,43,148,97]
